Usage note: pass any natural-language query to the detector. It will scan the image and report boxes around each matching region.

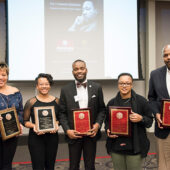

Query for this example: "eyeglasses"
[118,82,132,87]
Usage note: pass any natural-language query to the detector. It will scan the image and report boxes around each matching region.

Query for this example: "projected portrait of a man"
[68,1,98,32]
[45,0,104,79]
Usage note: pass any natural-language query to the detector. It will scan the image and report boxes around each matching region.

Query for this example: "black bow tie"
[76,82,87,88]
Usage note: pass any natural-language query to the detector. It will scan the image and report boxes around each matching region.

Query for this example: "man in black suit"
[59,59,105,170]
[148,44,170,170]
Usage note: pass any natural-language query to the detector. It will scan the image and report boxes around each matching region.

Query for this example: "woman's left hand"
[107,129,119,138]
[130,112,143,123]
[19,123,23,135]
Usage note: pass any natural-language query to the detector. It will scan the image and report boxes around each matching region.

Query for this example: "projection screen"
[7,0,139,80]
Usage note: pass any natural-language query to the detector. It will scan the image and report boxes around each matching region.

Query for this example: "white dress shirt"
[75,80,88,108]
[166,68,170,97]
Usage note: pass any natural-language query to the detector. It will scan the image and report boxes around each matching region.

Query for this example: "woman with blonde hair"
[0,62,23,170]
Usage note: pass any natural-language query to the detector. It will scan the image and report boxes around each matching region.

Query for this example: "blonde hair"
[0,62,9,75]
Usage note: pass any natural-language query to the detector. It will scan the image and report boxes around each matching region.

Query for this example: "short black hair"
[35,73,53,86]
[117,73,133,82]
[72,59,86,68]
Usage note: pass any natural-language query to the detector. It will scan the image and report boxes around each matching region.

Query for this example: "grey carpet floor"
[12,133,158,170]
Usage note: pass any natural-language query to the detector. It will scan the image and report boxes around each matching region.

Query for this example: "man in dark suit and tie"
[148,44,170,170]
[59,59,105,170]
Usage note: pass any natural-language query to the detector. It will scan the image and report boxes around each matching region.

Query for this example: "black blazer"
[148,65,170,139]
[105,91,153,158]
[59,80,105,143]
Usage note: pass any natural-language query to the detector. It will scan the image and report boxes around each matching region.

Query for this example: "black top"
[24,97,60,133]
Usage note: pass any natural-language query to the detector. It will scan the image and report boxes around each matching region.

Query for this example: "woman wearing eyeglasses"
[105,73,153,170]
[24,73,60,170]
[0,62,23,170]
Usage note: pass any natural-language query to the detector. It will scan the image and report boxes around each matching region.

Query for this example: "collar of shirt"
[167,68,170,74]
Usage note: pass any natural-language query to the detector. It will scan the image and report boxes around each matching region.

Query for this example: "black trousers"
[28,132,58,170]
[68,137,97,170]
[0,137,18,170]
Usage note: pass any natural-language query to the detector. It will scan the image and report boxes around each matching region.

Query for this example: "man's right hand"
[156,113,163,129]
[66,129,82,139]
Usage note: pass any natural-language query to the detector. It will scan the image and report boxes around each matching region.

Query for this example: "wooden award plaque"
[161,99,170,128]
[0,107,21,140]
[34,106,56,133]
[109,106,131,136]
[72,108,92,135]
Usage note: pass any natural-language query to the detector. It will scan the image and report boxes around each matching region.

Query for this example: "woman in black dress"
[24,73,60,170]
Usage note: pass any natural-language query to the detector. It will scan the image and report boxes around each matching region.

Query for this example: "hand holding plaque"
[88,123,100,137]
[34,106,56,133]
[109,106,131,136]
[50,121,59,134]
[0,107,21,140]
[72,108,92,136]
[161,99,170,128]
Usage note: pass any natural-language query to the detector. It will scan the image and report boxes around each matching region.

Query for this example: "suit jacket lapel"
[70,82,80,108]
[87,81,93,106]
[161,66,169,98]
